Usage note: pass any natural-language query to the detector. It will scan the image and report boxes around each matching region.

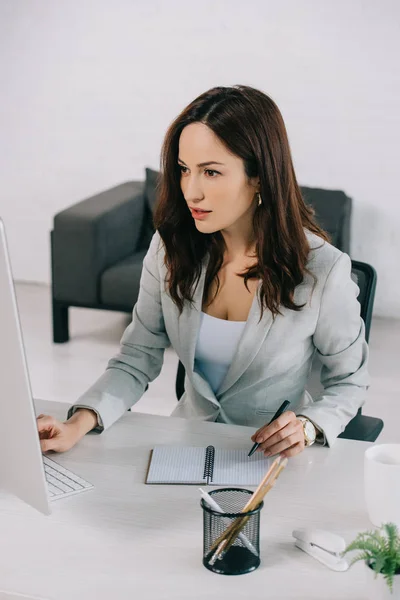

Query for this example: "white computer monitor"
[0,218,51,515]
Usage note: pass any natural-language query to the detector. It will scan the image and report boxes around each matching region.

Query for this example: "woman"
[37,85,369,458]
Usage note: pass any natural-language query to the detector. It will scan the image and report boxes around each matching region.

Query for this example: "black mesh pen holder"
[201,488,263,575]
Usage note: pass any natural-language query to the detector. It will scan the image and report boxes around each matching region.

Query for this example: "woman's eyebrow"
[178,158,225,167]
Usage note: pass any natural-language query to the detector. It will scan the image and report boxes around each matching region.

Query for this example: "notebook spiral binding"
[203,445,215,483]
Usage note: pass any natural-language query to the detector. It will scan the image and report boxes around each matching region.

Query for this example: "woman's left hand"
[251,411,305,458]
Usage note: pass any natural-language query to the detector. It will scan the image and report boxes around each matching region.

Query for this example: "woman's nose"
[183,175,204,203]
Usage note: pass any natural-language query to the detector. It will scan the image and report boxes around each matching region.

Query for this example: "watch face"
[304,420,316,441]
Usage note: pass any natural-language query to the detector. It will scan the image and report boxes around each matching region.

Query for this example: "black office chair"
[174,260,383,442]
[338,260,383,441]
[175,360,186,402]
[348,260,377,345]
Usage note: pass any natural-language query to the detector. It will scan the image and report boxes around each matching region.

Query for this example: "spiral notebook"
[145,445,271,485]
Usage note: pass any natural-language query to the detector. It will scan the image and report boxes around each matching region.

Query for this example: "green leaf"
[373,555,385,575]
[349,552,370,567]
[384,523,399,555]
[342,522,400,578]
[383,571,394,593]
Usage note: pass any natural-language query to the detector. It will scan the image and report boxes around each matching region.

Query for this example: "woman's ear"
[249,176,260,191]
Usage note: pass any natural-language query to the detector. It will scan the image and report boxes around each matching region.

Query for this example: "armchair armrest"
[52,181,145,305]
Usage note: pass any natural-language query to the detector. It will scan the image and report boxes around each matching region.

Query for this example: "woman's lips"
[191,208,212,221]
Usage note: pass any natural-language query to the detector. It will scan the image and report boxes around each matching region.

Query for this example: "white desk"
[0,400,370,600]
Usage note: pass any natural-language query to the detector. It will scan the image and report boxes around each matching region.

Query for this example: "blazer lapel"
[178,262,274,401]
[178,265,206,374]
[216,283,274,396]
[177,257,220,405]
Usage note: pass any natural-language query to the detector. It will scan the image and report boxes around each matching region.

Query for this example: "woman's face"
[178,123,259,236]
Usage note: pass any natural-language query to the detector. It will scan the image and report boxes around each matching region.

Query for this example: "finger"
[40,438,58,453]
[251,412,295,442]
[280,443,304,458]
[253,411,297,444]
[263,431,305,457]
[251,423,269,442]
[257,420,302,452]
[36,415,57,431]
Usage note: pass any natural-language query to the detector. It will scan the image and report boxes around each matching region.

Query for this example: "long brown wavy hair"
[153,85,329,318]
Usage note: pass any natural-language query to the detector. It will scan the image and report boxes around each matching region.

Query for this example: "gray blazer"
[69,231,369,447]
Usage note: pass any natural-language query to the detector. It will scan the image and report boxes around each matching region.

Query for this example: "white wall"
[1,0,399,317]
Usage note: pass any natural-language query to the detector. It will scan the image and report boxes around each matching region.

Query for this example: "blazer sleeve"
[299,252,370,447]
[67,232,170,431]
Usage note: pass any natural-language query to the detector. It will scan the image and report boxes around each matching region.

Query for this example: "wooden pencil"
[208,457,288,564]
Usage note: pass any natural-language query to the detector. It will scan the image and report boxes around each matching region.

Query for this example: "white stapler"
[292,528,349,572]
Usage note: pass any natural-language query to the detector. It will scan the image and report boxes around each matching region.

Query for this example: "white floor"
[15,282,400,443]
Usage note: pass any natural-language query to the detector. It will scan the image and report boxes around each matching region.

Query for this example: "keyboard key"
[47,482,64,496]
[46,473,75,493]
[42,456,93,501]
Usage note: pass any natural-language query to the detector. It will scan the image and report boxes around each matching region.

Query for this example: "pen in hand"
[248,400,291,458]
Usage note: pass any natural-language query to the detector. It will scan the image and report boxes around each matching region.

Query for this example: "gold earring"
[258,192,262,206]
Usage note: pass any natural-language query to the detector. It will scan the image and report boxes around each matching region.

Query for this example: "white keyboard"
[43,455,93,500]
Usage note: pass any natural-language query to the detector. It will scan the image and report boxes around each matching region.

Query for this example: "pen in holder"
[201,488,263,575]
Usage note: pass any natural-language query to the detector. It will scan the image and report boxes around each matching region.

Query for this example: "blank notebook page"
[211,448,271,486]
[146,446,207,484]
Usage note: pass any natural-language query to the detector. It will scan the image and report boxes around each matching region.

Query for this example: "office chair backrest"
[175,360,185,401]
[350,260,377,344]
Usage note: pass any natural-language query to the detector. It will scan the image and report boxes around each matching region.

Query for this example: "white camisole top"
[194,312,246,394]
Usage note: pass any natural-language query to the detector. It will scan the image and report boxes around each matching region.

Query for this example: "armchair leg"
[52,300,69,343]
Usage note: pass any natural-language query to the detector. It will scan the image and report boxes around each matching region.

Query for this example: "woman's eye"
[178,165,220,177]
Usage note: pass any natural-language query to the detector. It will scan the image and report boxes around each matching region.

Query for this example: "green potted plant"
[343,523,400,598]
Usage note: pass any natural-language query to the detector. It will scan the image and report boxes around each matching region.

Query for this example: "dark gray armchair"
[51,169,352,343]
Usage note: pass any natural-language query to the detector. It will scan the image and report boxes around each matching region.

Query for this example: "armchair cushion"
[100,250,147,309]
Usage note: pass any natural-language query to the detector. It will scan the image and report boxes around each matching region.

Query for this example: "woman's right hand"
[37,415,81,453]
[37,408,98,453]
